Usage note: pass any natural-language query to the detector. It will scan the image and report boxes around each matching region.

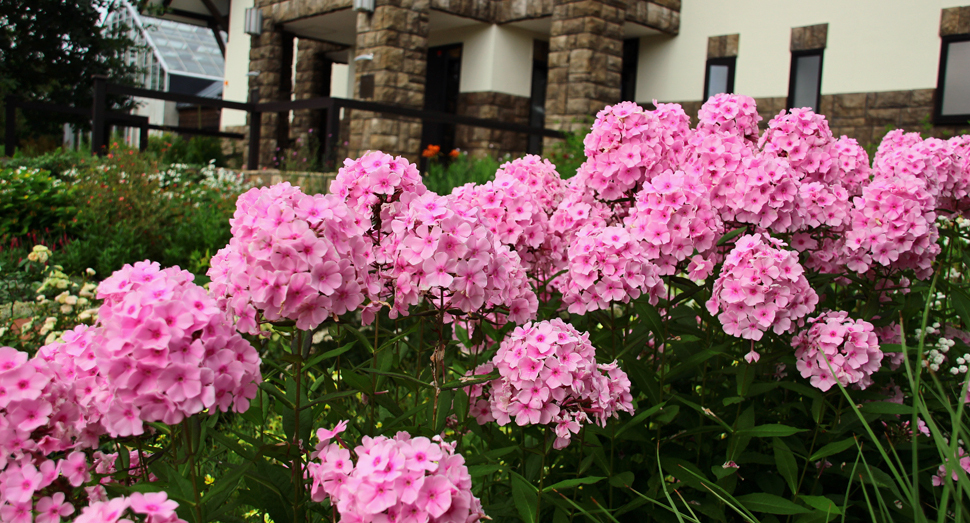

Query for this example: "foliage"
[0,166,78,242]
[1,147,93,177]
[146,133,227,167]
[0,245,99,351]
[56,151,248,279]
[422,147,501,194]
[545,126,588,180]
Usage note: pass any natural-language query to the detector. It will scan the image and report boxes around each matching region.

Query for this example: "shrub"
[0,166,77,242]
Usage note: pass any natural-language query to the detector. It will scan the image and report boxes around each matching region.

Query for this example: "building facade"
[206,0,970,168]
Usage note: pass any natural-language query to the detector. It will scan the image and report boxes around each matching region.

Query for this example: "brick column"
[247,2,291,168]
[347,0,430,163]
[292,39,343,152]
[545,0,626,135]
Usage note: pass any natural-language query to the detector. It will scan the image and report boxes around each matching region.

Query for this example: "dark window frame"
[703,56,736,100]
[786,48,824,111]
[934,33,970,125]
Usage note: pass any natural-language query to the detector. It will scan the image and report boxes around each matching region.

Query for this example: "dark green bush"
[0,167,77,241]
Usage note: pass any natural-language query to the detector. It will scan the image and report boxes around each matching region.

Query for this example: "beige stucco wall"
[221,0,255,128]
[637,0,964,103]
[430,24,537,98]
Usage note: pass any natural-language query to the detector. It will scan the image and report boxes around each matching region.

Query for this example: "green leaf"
[718,227,747,246]
[797,495,843,515]
[736,425,805,438]
[614,402,666,438]
[306,341,355,367]
[808,439,857,462]
[773,438,798,495]
[542,476,605,492]
[360,367,433,389]
[203,463,253,512]
[608,472,635,488]
[510,471,538,523]
[735,493,811,515]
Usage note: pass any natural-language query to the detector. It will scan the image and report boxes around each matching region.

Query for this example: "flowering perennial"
[208,183,374,332]
[331,151,428,224]
[467,319,634,449]
[576,101,685,201]
[707,234,818,340]
[375,191,537,323]
[559,225,664,314]
[624,169,723,279]
[695,93,762,145]
[72,493,185,523]
[307,422,485,523]
[97,261,261,436]
[793,311,883,391]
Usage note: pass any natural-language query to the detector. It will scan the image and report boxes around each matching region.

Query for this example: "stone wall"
[455,92,531,158]
[545,0,626,135]
[347,2,430,162]
[291,39,344,148]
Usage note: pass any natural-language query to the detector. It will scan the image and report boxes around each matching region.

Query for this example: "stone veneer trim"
[790,23,828,52]
[707,34,739,59]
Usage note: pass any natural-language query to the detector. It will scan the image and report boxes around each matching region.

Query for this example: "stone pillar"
[347,0,430,163]
[545,0,626,135]
[247,2,290,168]
[455,92,531,159]
[292,39,343,159]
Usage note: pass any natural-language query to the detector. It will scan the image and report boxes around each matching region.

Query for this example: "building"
[145,1,970,168]
[106,0,227,144]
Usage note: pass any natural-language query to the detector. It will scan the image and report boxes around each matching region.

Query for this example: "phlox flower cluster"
[467,319,634,449]
[72,492,185,523]
[558,225,664,314]
[793,311,883,391]
[650,102,693,167]
[208,182,374,332]
[758,107,836,182]
[375,191,537,323]
[842,171,940,279]
[683,131,753,213]
[0,342,104,523]
[723,154,801,231]
[944,135,970,214]
[448,173,557,275]
[707,234,818,340]
[576,101,685,201]
[330,151,427,224]
[307,422,485,523]
[623,169,723,279]
[828,137,872,195]
[493,155,566,211]
[695,94,762,145]
[96,261,261,437]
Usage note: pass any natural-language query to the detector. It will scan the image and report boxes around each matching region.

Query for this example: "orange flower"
[422,144,441,158]
[449,148,460,158]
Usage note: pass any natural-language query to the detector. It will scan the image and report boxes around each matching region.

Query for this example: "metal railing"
[4,76,566,170]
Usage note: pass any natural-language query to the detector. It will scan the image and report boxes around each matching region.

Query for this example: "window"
[703,56,736,100]
[787,49,823,111]
[935,34,970,124]
[621,38,639,102]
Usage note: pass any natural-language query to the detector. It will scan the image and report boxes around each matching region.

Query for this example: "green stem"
[181,420,203,523]
[536,436,547,523]
[293,330,305,523]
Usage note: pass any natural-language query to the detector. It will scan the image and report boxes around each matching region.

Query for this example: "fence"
[4,76,565,170]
